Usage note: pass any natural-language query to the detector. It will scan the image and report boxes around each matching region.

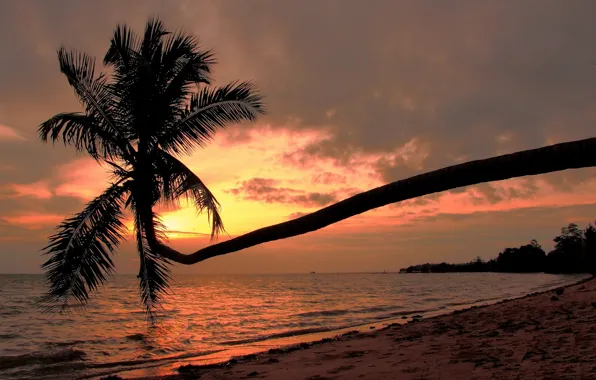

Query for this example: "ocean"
[0,272,588,379]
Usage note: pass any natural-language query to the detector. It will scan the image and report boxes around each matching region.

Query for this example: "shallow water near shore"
[0,273,587,379]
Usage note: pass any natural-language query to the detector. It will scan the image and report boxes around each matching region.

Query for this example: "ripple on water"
[0,348,87,370]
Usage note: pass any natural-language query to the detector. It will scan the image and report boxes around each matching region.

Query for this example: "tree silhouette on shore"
[402,222,596,275]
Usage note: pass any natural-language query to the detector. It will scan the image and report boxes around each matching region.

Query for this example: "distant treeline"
[400,222,596,275]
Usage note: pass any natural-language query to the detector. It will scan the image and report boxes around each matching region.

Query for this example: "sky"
[1,0,596,274]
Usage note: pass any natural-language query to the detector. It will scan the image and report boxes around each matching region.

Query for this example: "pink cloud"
[0,124,25,140]
[54,158,111,200]
[311,172,347,185]
[227,177,338,207]
[4,213,64,229]
[9,181,53,199]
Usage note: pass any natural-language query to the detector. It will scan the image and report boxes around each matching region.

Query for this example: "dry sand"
[129,277,596,380]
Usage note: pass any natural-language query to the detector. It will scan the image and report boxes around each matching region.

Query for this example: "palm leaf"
[140,18,168,61]
[103,23,140,73]
[160,32,215,88]
[154,150,224,239]
[39,112,126,162]
[57,47,136,159]
[157,81,265,155]
[133,212,171,321]
[38,183,128,313]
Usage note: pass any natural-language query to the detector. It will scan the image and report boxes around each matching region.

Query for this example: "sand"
[127,276,596,380]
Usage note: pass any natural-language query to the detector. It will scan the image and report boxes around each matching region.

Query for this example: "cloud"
[53,158,111,200]
[0,124,25,140]
[311,172,347,185]
[4,212,64,229]
[227,177,338,207]
[288,212,308,220]
[201,1,596,189]
[3,181,53,199]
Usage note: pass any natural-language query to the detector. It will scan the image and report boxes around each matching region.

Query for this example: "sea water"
[0,272,587,379]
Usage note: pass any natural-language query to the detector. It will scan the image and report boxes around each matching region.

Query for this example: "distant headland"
[400,222,596,275]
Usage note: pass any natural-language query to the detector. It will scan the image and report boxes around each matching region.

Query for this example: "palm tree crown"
[38,18,265,318]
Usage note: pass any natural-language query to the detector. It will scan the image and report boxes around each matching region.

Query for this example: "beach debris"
[267,357,279,363]
[497,319,532,333]
[240,353,259,362]
[327,364,355,374]
[247,371,259,376]
[284,344,302,353]
[344,350,367,358]
[555,287,565,296]
[100,376,123,380]
[551,296,559,301]
[432,322,451,335]
[408,315,423,323]
[592,302,596,308]
[395,334,423,343]
[178,364,202,375]
[521,348,549,361]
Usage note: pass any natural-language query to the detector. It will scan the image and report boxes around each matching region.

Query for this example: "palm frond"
[158,32,215,108]
[157,81,265,154]
[103,23,140,72]
[141,18,168,61]
[57,47,135,158]
[155,150,224,239]
[133,211,171,321]
[38,183,129,313]
[161,32,215,87]
[39,112,128,162]
[157,49,215,118]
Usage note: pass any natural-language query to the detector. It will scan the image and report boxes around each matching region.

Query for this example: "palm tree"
[38,18,265,318]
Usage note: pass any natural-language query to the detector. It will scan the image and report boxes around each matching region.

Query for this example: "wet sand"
[127,276,596,380]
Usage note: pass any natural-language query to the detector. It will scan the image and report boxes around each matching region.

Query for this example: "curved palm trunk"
[152,137,596,265]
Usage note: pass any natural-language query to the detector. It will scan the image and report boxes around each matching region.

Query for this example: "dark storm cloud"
[2,0,595,188]
[205,1,596,184]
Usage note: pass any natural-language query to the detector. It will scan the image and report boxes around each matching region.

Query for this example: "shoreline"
[115,274,594,380]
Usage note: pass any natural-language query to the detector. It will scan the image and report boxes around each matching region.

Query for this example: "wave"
[0,334,21,340]
[0,348,86,370]
[1,348,225,380]
[220,327,336,345]
[442,296,506,308]
[222,305,455,346]
[293,309,351,318]
[0,309,22,316]
[292,304,405,318]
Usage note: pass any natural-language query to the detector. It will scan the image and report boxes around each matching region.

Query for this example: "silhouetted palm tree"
[39,18,264,318]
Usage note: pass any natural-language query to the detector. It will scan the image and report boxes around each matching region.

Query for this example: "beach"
[128,276,596,380]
